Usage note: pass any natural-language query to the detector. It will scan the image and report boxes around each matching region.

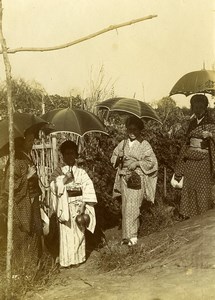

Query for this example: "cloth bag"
[126,171,141,190]
[171,174,184,189]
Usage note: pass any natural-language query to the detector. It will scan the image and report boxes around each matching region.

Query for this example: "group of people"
[3,93,215,272]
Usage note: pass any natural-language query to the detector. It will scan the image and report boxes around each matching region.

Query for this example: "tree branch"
[2,14,157,54]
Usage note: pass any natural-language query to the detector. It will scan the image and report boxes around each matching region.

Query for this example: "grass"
[97,227,189,273]
[97,201,186,273]
[139,200,178,237]
[0,250,60,300]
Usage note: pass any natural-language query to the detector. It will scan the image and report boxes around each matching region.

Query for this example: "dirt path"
[28,210,215,300]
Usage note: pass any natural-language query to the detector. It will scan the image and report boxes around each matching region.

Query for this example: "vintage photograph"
[0,1,214,299]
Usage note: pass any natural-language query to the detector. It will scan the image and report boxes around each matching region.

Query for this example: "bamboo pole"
[0,1,14,297]
[164,166,167,199]
[0,15,157,54]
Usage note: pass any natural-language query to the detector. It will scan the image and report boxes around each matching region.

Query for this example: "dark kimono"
[4,152,43,273]
[175,112,215,217]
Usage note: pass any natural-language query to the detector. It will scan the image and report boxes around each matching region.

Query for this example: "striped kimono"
[111,138,158,241]
[50,164,97,267]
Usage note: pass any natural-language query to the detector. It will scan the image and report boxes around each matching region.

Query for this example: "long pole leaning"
[0,1,14,298]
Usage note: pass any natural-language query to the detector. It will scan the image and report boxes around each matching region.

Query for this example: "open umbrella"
[0,112,47,157]
[41,108,108,136]
[170,69,215,96]
[96,97,162,123]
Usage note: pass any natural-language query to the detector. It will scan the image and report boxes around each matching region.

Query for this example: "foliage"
[43,94,84,112]
[0,78,46,118]
[75,103,189,231]
[78,124,125,229]
[84,65,115,113]
[155,96,186,130]
[0,78,86,119]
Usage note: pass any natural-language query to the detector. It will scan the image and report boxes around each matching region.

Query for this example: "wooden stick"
[0,1,14,297]
[1,15,157,54]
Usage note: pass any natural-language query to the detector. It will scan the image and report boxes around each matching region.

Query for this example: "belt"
[188,146,208,153]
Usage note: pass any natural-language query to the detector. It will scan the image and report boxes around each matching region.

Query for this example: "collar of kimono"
[195,115,205,124]
[61,164,77,175]
[129,136,143,143]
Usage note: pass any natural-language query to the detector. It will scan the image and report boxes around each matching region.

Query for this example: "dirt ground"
[27,210,215,300]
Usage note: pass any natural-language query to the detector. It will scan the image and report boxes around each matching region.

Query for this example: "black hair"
[125,116,144,130]
[60,140,78,156]
[190,94,209,109]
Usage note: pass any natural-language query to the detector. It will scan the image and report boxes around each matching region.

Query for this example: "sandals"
[128,237,138,246]
[121,237,137,246]
[120,238,129,245]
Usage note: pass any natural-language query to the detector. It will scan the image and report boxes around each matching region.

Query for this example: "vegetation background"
[1,75,214,299]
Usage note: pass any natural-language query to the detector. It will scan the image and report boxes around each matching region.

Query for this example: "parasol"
[96,97,162,123]
[0,112,47,157]
[41,108,108,136]
[170,69,215,97]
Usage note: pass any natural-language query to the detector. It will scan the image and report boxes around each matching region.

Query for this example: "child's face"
[62,148,77,166]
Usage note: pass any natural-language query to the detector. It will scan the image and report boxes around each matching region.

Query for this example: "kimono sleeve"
[110,140,125,168]
[139,141,158,175]
[81,169,97,204]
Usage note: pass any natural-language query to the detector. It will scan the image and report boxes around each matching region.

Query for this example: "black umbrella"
[41,108,108,136]
[0,112,47,157]
[170,69,215,97]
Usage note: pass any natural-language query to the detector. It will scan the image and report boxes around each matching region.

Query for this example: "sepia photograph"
[0,1,214,299]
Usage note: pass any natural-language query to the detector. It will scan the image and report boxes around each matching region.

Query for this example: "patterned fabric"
[175,114,215,217]
[111,139,158,240]
[3,153,43,272]
[50,164,97,267]
[121,177,145,239]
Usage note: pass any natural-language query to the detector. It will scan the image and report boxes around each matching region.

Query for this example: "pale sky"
[0,0,214,107]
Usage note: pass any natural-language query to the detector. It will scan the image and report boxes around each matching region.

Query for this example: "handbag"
[126,171,141,190]
[171,174,184,189]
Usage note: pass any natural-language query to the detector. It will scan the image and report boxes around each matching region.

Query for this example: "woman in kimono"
[50,140,97,267]
[174,94,215,218]
[111,116,158,246]
[4,132,43,273]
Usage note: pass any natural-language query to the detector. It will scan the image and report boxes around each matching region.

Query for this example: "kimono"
[3,152,43,272]
[111,138,158,241]
[175,112,215,217]
[50,164,97,267]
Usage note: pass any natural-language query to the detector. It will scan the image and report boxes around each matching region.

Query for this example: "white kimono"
[50,165,97,267]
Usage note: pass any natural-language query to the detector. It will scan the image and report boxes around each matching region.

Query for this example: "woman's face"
[62,148,77,166]
[192,102,207,119]
[126,124,141,140]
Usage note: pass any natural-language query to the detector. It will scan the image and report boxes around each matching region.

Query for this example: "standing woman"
[174,94,215,218]
[3,131,43,272]
[50,140,97,268]
[111,116,158,246]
